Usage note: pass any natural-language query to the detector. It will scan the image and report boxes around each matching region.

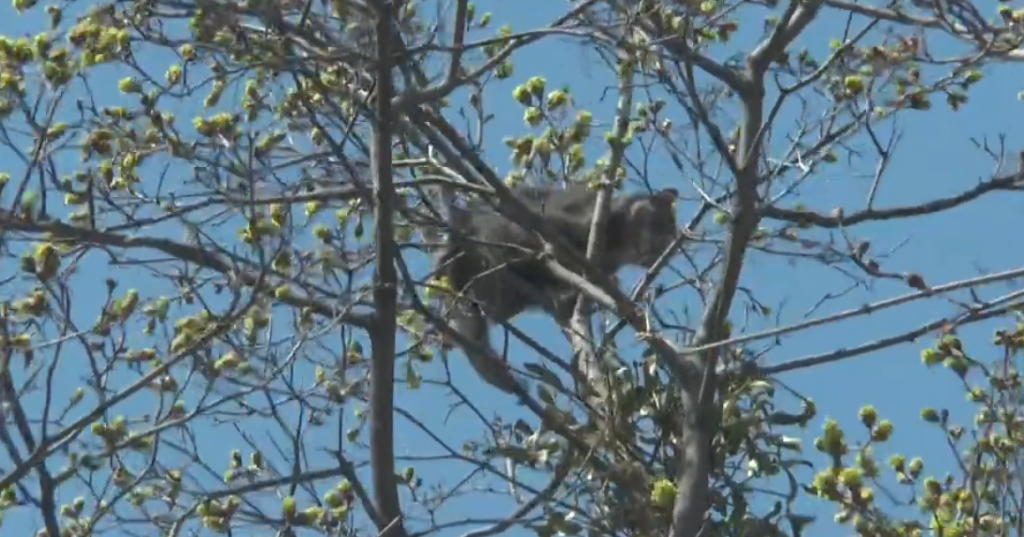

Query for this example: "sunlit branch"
[762,172,1024,226]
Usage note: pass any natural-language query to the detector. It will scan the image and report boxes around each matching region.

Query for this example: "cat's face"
[622,189,679,266]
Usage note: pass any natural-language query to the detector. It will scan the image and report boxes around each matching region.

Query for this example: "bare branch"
[762,172,1024,227]
[368,2,406,536]
[683,265,1024,356]
[764,299,1023,376]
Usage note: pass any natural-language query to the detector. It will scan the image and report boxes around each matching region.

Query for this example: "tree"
[1,0,1023,536]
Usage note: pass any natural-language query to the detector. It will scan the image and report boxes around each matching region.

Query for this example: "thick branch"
[368,2,406,536]
[749,0,823,76]
[669,50,767,537]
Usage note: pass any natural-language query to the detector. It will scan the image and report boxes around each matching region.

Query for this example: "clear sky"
[1,0,1023,536]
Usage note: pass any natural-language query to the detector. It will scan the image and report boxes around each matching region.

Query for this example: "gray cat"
[433,184,680,394]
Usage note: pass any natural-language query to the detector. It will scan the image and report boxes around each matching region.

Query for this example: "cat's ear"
[653,188,678,206]
[628,189,678,219]
[626,197,656,223]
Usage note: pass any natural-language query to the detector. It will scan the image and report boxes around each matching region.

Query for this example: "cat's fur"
[434,184,679,393]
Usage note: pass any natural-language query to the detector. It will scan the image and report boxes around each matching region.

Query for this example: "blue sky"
[1,0,1023,536]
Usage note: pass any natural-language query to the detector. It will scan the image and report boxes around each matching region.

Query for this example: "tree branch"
[749,0,823,76]
[368,2,406,536]
[569,51,636,407]
[0,212,371,328]
[763,299,1023,376]
[761,172,1024,227]
[683,265,1024,356]
[669,29,771,535]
